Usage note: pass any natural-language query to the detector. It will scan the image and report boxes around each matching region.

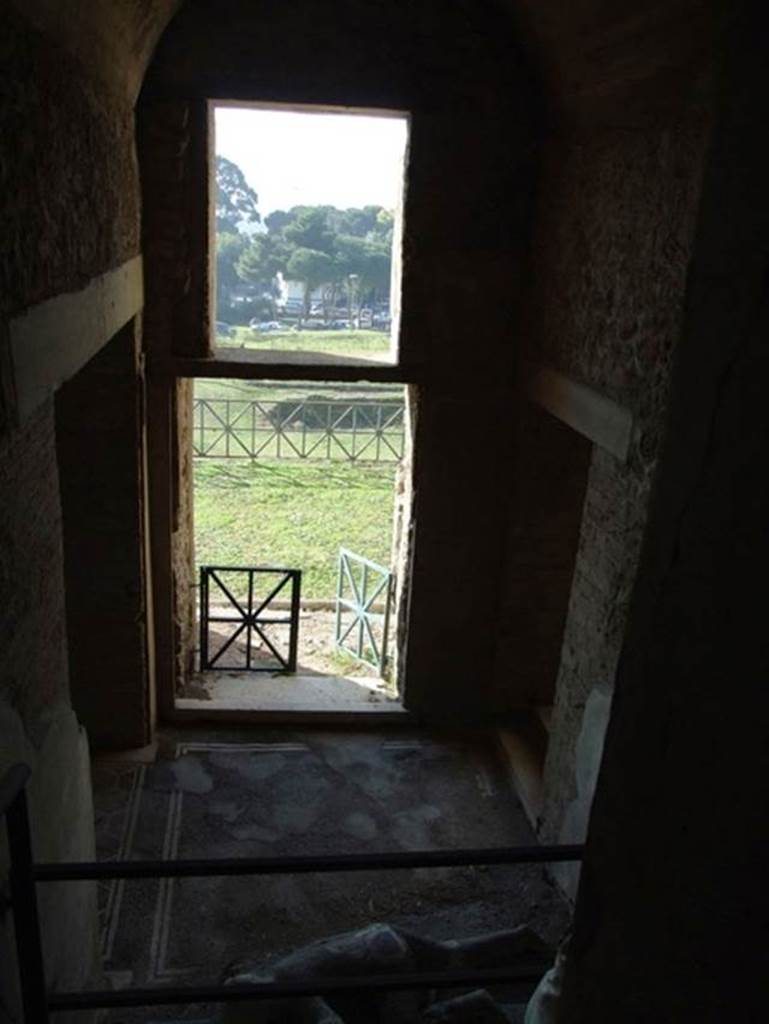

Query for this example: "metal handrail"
[48,963,553,1012]
[34,842,584,881]
[2,763,583,1019]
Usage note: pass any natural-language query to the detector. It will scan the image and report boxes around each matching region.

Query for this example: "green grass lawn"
[194,377,402,403]
[217,327,392,359]
[194,459,396,599]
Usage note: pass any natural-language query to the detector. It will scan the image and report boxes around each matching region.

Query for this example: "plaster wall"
[0,6,139,323]
[561,12,769,1017]
[0,401,100,1022]
[0,7,146,1013]
[0,402,69,728]
[173,379,197,685]
[526,118,711,857]
[493,403,592,708]
[55,320,151,750]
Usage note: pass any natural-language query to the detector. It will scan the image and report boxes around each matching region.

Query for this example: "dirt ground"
[181,608,390,699]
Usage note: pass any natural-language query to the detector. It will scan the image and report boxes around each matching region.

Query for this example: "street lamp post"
[348,273,359,329]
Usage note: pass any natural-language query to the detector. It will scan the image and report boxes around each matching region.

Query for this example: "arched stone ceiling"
[13,0,721,122]
[508,0,721,126]
[9,0,182,102]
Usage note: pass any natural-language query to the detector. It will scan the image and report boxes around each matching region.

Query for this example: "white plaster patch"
[9,255,143,422]
[529,365,633,461]
[554,686,613,900]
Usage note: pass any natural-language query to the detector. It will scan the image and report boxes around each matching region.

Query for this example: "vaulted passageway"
[3,2,768,1022]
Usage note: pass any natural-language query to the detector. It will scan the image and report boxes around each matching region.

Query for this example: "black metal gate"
[199,565,301,672]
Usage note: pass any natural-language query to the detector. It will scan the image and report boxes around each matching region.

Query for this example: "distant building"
[276,272,323,312]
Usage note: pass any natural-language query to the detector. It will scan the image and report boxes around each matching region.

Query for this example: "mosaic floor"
[92,727,568,1022]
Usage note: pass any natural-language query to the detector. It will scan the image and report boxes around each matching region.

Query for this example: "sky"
[214,106,409,218]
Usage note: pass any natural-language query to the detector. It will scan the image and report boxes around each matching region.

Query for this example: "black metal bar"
[251,622,289,670]
[34,843,583,882]
[252,570,293,619]
[207,616,292,625]
[4,766,50,1024]
[200,565,302,673]
[207,619,248,668]
[199,566,208,669]
[205,564,308,574]
[47,962,549,1012]
[246,568,254,670]
[288,570,301,671]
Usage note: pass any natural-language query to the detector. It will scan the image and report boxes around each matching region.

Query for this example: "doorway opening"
[179,377,415,714]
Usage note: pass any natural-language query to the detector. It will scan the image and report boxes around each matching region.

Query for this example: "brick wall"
[0,8,144,1012]
[0,400,68,725]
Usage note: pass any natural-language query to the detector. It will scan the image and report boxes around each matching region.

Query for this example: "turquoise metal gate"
[335,548,394,675]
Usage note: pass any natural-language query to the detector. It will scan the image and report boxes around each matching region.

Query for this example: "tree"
[285,247,334,317]
[360,238,391,297]
[334,205,382,238]
[236,236,285,316]
[215,156,260,234]
[372,208,394,246]
[236,236,284,289]
[283,207,335,255]
[333,234,391,318]
[216,232,247,317]
[264,209,292,234]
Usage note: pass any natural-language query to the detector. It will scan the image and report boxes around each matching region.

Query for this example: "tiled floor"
[92,726,568,1021]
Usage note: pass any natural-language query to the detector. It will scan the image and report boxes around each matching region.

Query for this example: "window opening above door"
[210,102,409,365]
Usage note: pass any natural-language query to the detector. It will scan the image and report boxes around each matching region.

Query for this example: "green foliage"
[283,207,336,255]
[333,235,391,310]
[236,235,285,290]
[286,248,335,314]
[216,156,261,234]
[216,328,391,357]
[216,232,248,315]
[215,155,396,322]
[264,209,293,233]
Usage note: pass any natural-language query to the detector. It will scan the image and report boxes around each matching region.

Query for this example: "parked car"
[249,319,283,331]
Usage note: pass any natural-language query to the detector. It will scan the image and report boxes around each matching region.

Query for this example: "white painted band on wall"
[527,365,633,461]
[9,255,144,423]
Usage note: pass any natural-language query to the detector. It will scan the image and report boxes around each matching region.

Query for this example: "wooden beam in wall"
[155,348,415,383]
[8,256,144,423]
[527,365,633,461]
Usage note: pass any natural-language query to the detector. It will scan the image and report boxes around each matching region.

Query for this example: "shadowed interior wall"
[0,5,152,1014]
[55,319,151,749]
[524,108,712,865]
[493,403,592,709]
[561,12,769,1018]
